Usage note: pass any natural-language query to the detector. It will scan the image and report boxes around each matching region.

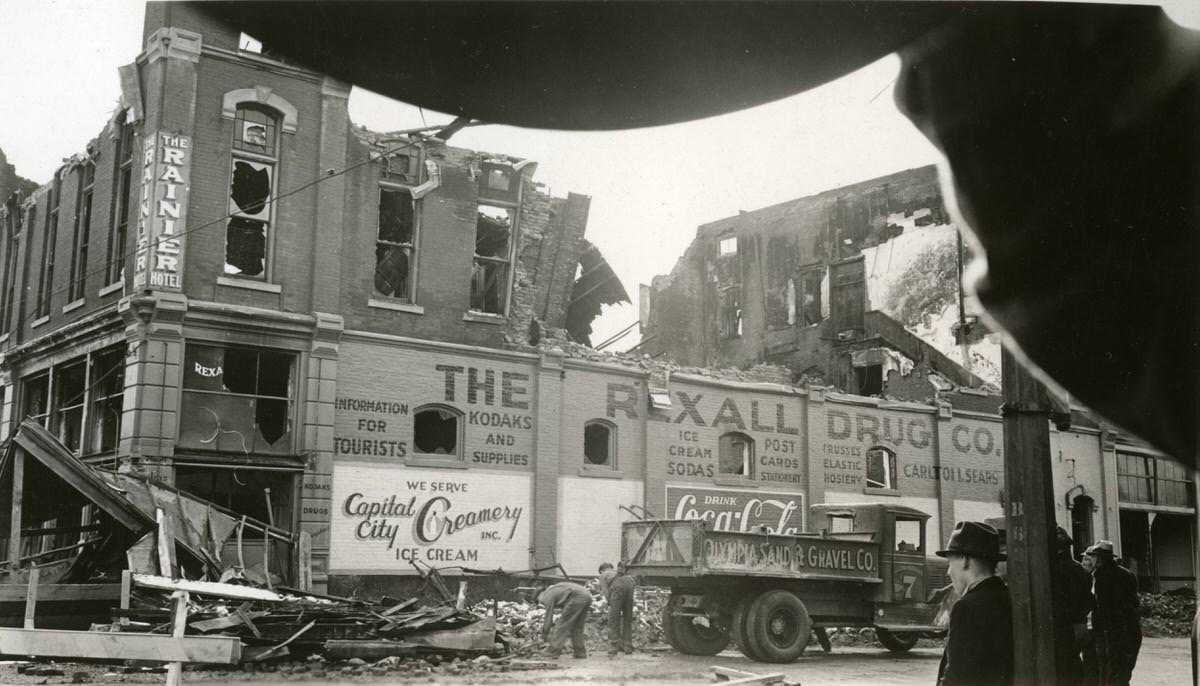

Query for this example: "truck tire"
[663,600,730,656]
[876,627,919,652]
[730,596,763,661]
[744,590,811,663]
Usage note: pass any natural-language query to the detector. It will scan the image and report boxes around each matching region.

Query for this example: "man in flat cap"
[1085,541,1141,686]
[935,521,1013,686]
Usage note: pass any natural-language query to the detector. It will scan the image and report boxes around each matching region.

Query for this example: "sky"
[3,1,1195,351]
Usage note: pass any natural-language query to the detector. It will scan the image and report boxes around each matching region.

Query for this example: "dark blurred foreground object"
[195,2,1200,466]
[895,4,1200,466]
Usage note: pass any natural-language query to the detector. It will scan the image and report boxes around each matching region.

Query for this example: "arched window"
[413,404,463,459]
[718,432,754,477]
[865,446,897,490]
[583,420,616,468]
[226,104,282,278]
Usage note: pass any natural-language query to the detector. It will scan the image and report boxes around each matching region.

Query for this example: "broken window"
[796,266,823,326]
[381,153,419,185]
[375,186,417,300]
[718,432,753,477]
[69,161,94,301]
[54,360,87,453]
[413,405,462,458]
[36,176,61,318]
[178,344,295,455]
[226,105,279,278]
[584,420,616,468]
[865,446,897,490]
[719,236,737,256]
[855,363,883,396]
[479,162,518,202]
[471,204,516,314]
[23,372,50,426]
[107,118,134,285]
[174,466,294,526]
[89,346,125,455]
[718,285,742,339]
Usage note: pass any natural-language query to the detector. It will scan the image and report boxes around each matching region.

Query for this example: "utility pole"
[1001,344,1061,685]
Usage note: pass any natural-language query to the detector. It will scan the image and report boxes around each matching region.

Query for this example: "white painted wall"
[557,477,644,576]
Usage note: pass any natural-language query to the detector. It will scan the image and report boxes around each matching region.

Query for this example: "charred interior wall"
[645,165,950,392]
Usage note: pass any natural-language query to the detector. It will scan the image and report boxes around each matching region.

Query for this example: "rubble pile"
[115,579,500,664]
[473,584,670,654]
[1139,589,1195,637]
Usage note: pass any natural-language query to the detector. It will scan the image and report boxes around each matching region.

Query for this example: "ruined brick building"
[0,2,625,593]
[0,2,1190,598]
[640,165,995,399]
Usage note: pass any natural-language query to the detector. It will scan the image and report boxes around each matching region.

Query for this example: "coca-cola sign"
[667,485,805,535]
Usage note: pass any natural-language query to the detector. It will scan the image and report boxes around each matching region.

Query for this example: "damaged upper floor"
[0,8,627,354]
[639,165,994,401]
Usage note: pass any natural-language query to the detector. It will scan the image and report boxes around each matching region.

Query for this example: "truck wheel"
[876,628,919,652]
[745,590,811,663]
[730,596,762,661]
[663,601,730,655]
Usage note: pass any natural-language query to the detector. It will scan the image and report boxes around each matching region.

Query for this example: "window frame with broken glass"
[225,103,281,280]
[411,403,465,464]
[17,344,127,460]
[582,418,618,472]
[176,343,297,458]
[864,445,898,491]
[717,431,754,479]
[470,164,522,316]
[374,151,424,303]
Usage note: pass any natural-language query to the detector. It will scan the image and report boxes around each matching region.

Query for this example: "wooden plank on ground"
[323,640,419,660]
[0,583,120,603]
[0,627,241,663]
[711,666,785,685]
[189,609,270,633]
[404,617,496,652]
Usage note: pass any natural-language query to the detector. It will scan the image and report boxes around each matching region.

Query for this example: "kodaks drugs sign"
[329,465,530,573]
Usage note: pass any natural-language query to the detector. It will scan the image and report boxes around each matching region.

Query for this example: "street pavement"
[207,636,1189,686]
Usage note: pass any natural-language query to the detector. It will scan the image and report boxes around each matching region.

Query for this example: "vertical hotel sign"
[133,131,190,290]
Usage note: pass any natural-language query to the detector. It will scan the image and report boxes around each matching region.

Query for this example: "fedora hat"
[936,521,1006,561]
[1084,540,1114,556]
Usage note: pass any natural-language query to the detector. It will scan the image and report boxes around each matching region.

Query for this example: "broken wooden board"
[403,618,496,652]
[0,627,241,663]
[188,608,270,633]
[132,573,292,602]
[323,639,420,660]
[711,666,787,684]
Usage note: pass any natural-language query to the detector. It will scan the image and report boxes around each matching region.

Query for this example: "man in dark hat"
[1055,527,1095,685]
[935,521,1013,686]
[1085,541,1141,686]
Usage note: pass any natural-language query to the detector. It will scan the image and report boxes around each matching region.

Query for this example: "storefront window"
[174,465,293,526]
[178,344,295,455]
[19,345,125,457]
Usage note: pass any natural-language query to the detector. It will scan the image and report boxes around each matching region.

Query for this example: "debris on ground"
[1140,589,1196,637]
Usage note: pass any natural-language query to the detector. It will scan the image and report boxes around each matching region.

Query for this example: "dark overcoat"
[937,575,1013,686]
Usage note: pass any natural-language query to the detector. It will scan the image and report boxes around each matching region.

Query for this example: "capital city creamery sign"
[329,465,530,573]
[133,131,190,290]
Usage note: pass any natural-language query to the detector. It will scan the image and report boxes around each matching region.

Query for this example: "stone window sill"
[62,299,85,314]
[578,465,624,479]
[98,282,125,297]
[368,298,424,315]
[463,311,506,325]
[863,487,902,497]
[713,476,756,488]
[31,315,50,329]
[406,455,469,470]
[217,276,282,293]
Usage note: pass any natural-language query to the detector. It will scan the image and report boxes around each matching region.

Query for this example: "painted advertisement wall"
[334,340,538,472]
[330,464,531,573]
[666,484,806,534]
[814,396,940,498]
[612,375,806,518]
